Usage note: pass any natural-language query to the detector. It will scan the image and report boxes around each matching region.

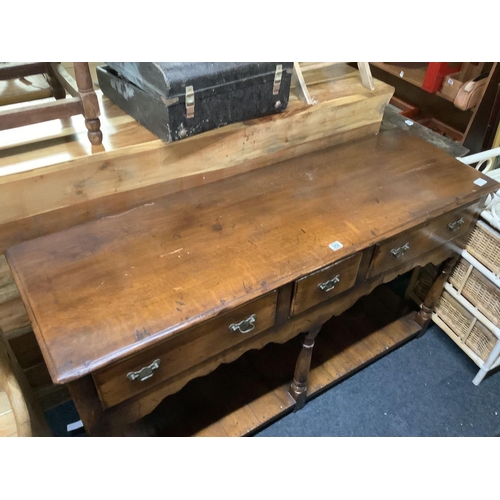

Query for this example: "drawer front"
[93,291,278,409]
[367,204,478,279]
[291,253,363,316]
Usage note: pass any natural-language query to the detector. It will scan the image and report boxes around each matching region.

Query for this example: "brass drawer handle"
[126,359,161,382]
[317,275,340,293]
[229,314,256,334]
[447,218,464,232]
[390,242,410,259]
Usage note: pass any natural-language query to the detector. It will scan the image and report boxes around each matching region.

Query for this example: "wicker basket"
[448,257,500,327]
[435,291,474,340]
[466,220,500,276]
[449,259,469,290]
[465,322,497,361]
[435,291,496,361]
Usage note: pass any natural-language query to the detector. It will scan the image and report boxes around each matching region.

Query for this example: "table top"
[6,130,496,384]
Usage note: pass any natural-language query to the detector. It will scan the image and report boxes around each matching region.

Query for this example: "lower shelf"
[138,285,421,437]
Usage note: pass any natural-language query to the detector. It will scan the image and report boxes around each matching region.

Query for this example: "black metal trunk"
[97,62,294,142]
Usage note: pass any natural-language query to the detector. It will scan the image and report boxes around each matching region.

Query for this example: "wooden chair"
[292,62,375,105]
[0,333,51,437]
[0,62,102,145]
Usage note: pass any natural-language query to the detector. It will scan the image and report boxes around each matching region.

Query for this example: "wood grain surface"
[6,131,497,386]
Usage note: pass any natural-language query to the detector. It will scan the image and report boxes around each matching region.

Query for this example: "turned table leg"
[289,325,321,411]
[73,62,102,146]
[415,256,458,337]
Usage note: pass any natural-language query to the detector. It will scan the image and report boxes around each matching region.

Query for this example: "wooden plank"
[0,90,392,227]
[0,124,382,257]
[371,62,428,88]
[314,344,348,380]
[308,363,336,394]
[193,420,228,437]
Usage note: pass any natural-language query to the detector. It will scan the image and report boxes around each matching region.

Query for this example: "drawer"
[291,252,362,316]
[93,291,277,409]
[367,204,478,279]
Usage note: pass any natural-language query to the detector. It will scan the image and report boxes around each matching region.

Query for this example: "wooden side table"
[0,62,102,145]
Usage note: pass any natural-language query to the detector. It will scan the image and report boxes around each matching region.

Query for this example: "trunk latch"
[185,85,195,118]
[273,64,283,95]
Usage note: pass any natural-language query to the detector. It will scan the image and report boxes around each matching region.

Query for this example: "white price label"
[329,241,343,251]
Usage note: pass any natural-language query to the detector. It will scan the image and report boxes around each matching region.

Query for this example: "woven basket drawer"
[461,268,500,327]
[448,257,500,327]
[449,258,469,289]
[465,321,497,361]
[435,290,497,362]
[435,291,474,340]
[466,221,500,276]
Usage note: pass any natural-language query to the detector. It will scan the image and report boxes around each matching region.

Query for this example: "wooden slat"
[0,97,83,131]
[371,62,428,88]
[49,63,79,97]
[0,63,48,81]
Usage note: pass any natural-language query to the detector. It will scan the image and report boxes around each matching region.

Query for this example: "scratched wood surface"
[6,131,496,386]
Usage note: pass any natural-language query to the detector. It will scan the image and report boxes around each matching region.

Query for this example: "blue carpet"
[256,325,500,437]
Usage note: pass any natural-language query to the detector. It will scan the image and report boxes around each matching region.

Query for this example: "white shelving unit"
[432,149,500,385]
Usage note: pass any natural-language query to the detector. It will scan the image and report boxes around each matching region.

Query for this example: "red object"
[422,63,462,93]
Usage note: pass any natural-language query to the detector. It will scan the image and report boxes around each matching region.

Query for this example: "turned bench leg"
[74,62,103,146]
[289,325,321,411]
[416,256,458,337]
